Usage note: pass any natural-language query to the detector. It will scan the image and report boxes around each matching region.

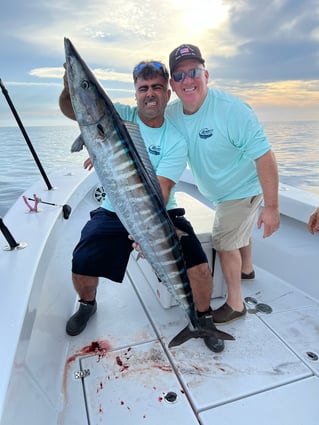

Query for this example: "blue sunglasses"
[172,67,204,82]
[133,61,169,80]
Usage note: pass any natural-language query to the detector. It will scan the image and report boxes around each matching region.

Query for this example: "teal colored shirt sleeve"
[227,100,271,160]
[114,103,139,121]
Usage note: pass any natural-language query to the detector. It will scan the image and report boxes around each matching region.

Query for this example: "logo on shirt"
[199,128,214,139]
[148,145,161,155]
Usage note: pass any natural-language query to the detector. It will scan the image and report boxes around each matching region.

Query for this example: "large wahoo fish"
[64,38,234,347]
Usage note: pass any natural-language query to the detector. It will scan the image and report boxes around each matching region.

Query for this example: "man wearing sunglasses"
[166,44,280,325]
[59,60,226,353]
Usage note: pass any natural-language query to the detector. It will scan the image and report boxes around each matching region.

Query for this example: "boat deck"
[59,266,319,424]
[2,170,319,425]
[49,200,319,424]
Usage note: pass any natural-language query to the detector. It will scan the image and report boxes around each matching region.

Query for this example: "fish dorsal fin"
[124,120,165,204]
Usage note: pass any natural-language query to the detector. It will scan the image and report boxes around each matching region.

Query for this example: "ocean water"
[0,121,319,217]
[0,124,87,217]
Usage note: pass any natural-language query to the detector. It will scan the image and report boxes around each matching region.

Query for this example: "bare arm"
[255,150,280,238]
[58,66,76,120]
[157,175,175,205]
[308,207,319,234]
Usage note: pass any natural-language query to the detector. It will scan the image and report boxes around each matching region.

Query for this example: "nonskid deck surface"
[3,169,319,425]
[60,254,319,425]
[23,175,318,424]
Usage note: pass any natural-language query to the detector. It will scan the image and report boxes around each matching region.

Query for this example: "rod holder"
[0,217,27,251]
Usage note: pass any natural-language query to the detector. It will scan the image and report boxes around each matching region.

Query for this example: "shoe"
[66,300,97,336]
[193,311,225,353]
[241,270,255,280]
[213,302,246,325]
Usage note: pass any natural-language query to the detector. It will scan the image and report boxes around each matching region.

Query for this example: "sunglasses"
[172,68,204,82]
[133,61,169,80]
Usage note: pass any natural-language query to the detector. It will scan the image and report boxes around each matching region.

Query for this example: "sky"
[0,0,318,127]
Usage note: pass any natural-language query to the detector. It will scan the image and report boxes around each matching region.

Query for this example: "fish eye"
[81,79,90,89]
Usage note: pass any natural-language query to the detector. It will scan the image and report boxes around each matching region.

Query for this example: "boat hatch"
[80,340,199,424]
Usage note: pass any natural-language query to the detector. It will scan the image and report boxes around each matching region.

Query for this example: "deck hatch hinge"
[74,369,90,379]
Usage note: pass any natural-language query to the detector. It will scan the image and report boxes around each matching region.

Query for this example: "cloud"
[0,0,318,125]
[29,68,65,79]
[209,0,319,82]
[28,66,133,83]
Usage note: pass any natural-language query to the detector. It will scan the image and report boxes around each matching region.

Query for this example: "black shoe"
[66,300,97,336]
[193,311,225,353]
[241,270,255,280]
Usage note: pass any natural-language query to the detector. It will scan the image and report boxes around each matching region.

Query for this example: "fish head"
[64,38,106,126]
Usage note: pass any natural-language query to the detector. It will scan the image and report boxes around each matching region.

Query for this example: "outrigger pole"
[0,78,53,190]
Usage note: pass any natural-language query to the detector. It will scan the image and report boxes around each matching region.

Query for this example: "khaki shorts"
[212,194,263,251]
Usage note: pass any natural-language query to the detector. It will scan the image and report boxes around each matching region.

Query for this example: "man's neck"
[138,114,164,128]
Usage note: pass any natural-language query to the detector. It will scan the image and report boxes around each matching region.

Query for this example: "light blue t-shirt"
[101,103,187,212]
[166,87,271,204]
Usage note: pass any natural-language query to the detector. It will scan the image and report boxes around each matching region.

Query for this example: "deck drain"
[255,303,272,314]
[244,297,258,305]
[306,351,319,361]
[245,299,272,315]
[164,391,177,403]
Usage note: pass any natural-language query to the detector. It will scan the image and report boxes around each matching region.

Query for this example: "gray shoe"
[66,301,97,336]
[194,311,225,353]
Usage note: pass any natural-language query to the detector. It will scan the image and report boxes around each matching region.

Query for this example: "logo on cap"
[179,47,192,55]
[176,45,197,59]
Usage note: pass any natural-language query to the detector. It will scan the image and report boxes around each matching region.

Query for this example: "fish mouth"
[168,324,235,348]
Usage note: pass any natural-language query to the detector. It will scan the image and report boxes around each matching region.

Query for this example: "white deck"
[60,267,319,425]
[1,168,319,424]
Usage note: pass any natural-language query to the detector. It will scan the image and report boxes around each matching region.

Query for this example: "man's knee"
[188,262,211,280]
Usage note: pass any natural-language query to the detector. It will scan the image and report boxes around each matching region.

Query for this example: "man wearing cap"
[59,60,228,353]
[166,44,280,325]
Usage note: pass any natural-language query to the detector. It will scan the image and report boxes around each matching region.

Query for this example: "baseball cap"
[169,44,205,74]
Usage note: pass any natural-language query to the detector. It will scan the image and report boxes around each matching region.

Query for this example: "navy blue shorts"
[72,207,208,282]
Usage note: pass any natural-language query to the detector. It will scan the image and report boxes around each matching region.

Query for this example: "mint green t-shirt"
[101,103,187,212]
[166,88,271,204]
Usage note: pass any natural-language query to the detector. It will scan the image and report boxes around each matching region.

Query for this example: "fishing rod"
[0,217,27,250]
[0,78,53,190]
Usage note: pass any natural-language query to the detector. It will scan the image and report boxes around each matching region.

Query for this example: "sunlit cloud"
[214,79,319,106]
[0,0,318,125]
[29,66,132,83]
[29,68,65,79]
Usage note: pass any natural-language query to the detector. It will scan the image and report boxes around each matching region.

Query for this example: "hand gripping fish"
[64,38,234,348]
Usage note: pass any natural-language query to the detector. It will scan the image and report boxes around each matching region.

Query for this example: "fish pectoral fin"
[168,325,235,348]
[71,134,85,152]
